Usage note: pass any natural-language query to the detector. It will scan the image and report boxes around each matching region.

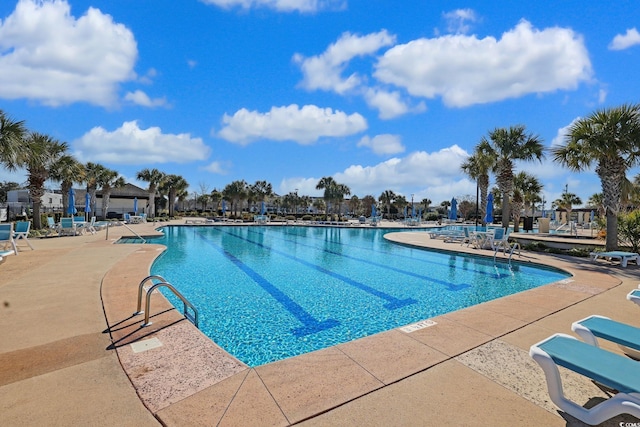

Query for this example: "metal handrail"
[140,282,199,328]
[134,275,168,315]
[122,223,146,243]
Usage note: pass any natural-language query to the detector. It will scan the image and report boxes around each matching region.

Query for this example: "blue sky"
[1,0,639,209]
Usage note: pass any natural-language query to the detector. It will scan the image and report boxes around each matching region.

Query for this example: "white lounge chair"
[0,223,18,255]
[572,314,640,359]
[589,251,639,267]
[530,333,640,425]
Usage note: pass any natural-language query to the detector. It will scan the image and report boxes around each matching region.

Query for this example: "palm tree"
[394,194,408,218]
[85,162,108,216]
[332,183,351,218]
[361,195,376,216]
[99,169,126,219]
[160,174,189,217]
[553,192,582,224]
[316,176,337,219]
[552,104,640,250]
[512,172,543,231]
[50,155,85,217]
[587,193,605,219]
[136,168,166,218]
[482,125,545,229]
[222,180,247,217]
[378,190,396,219]
[0,111,27,167]
[348,195,360,216]
[461,140,495,225]
[210,189,222,214]
[9,133,68,229]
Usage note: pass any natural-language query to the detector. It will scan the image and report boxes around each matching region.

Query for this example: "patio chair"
[0,223,18,255]
[45,217,59,237]
[460,227,474,247]
[59,217,77,236]
[530,333,640,425]
[490,228,510,253]
[13,221,34,250]
[84,216,97,234]
[571,314,640,359]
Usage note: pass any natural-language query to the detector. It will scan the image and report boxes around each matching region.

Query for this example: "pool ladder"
[493,241,521,276]
[133,275,199,328]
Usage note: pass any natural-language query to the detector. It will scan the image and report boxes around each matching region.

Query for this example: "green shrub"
[618,210,640,253]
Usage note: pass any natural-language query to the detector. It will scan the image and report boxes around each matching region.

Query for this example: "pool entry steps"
[133,275,199,328]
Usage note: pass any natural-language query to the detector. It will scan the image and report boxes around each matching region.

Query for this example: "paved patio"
[1,221,639,426]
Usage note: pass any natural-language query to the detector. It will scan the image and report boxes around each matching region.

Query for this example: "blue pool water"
[149,226,570,367]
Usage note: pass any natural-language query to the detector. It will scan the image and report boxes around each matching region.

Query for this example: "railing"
[133,275,198,328]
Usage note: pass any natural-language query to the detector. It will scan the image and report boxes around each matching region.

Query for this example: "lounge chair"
[589,251,639,267]
[13,221,34,250]
[530,333,640,425]
[628,288,640,307]
[572,315,640,359]
[45,217,59,236]
[59,217,77,236]
[85,216,97,234]
[0,223,18,255]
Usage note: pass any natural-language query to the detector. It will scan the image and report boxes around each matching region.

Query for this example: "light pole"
[411,194,414,219]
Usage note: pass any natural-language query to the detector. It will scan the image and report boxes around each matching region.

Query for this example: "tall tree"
[99,169,126,219]
[461,140,496,225]
[378,190,396,220]
[11,133,68,229]
[136,168,165,218]
[587,193,605,219]
[160,174,189,217]
[553,192,582,224]
[222,180,247,216]
[210,189,222,214]
[85,162,108,216]
[512,171,543,231]
[50,155,85,216]
[0,111,27,168]
[552,104,640,250]
[316,176,337,219]
[482,125,545,229]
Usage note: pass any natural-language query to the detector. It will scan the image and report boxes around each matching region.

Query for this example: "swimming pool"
[149,225,570,367]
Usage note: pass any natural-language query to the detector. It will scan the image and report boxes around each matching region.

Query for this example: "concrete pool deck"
[1,220,639,426]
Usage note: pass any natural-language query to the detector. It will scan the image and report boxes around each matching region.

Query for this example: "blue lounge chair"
[13,221,34,250]
[589,251,639,267]
[0,223,18,255]
[530,333,640,425]
[571,315,640,359]
[628,288,640,308]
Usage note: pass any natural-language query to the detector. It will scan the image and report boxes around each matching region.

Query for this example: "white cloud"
[124,90,168,108]
[217,104,367,145]
[357,134,405,155]
[442,8,478,34]
[74,121,211,164]
[203,160,231,174]
[363,87,425,119]
[294,30,396,94]
[374,20,592,107]
[201,0,346,13]
[609,28,640,50]
[0,0,137,107]
[330,145,472,201]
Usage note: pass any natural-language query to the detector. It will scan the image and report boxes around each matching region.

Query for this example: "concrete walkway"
[1,221,639,426]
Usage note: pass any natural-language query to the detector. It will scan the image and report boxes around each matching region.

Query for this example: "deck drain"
[130,337,163,353]
[399,319,437,333]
